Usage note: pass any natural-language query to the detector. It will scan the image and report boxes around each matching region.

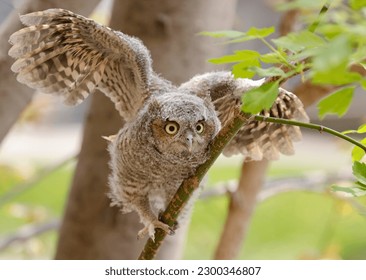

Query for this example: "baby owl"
[9,9,308,240]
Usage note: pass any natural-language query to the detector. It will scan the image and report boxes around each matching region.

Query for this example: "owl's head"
[146,92,221,162]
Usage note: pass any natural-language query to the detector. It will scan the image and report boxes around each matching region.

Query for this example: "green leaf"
[228,26,275,43]
[360,79,366,90]
[260,52,287,63]
[310,35,362,85]
[350,46,366,65]
[350,0,366,10]
[353,161,366,185]
[199,30,245,38]
[251,67,286,78]
[311,67,362,85]
[355,181,366,189]
[312,35,351,72]
[343,125,366,135]
[272,30,326,52]
[341,129,357,135]
[310,37,363,85]
[358,124,366,134]
[232,59,260,79]
[331,185,358,196]
[242,82,279,114]
[277,0,328,11]
[352,138,366,161]
[208,50,260,64]
[246,26,275,38]
[287,48,319,62]
[317,24,347,39]
[317,86,355,119]
[352,147,365,162]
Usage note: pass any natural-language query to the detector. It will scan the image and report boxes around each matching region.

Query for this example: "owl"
[9,9,308,240]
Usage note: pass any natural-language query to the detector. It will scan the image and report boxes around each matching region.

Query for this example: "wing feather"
[180,71,309,161]
[9,9,152,120]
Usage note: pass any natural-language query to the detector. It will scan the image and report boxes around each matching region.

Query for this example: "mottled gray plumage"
[9,9,308,240]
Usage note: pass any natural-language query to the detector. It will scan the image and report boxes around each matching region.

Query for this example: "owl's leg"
[133,196,174,241]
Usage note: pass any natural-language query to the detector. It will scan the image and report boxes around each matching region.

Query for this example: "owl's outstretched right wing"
[180,71,309,161]
[9,9,152,121]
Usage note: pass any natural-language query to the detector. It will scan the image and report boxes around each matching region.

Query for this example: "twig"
[253,115,366,153]
[308,1,331,33]
[0,155,77,206]
[0,220,60,251]
[200,171,366,215]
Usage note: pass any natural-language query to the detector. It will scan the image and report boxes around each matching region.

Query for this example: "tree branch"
[0,220,59,251]
[0,155,77,206]
[253,115,366,153]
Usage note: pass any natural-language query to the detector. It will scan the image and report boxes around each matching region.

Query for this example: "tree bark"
[0,0,100,144]
[55,0,237,259]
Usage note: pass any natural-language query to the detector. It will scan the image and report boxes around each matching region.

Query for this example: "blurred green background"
[1,0,366,261]
[1,140,366,260]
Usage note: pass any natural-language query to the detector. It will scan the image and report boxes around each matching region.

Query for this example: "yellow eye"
[196,123,204,134]
[165,122,179,135]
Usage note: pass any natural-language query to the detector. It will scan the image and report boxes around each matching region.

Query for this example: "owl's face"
[149,92,220,161]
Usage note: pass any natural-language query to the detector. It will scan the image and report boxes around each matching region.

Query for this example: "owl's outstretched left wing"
[9,9,152,121]
[180,71,309,161]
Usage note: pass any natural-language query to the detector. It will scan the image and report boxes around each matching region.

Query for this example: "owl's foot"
[158,211,179,231]
[137,220,174,241]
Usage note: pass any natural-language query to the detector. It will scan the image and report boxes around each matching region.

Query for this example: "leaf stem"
[253,115,366,152]
[308,1,331,33]
[258,37,293,68]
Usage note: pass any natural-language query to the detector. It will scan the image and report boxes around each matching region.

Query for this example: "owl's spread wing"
[180,71,309,161]
[223,88,309,160]
[9,9,152,121]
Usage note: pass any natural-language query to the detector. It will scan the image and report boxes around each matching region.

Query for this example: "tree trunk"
[0,0,100,143]
[214,160,269,259]
[55,0,237,259]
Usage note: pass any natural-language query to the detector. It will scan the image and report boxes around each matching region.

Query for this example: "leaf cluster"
[201,0,366,196]
[202,0,366,119]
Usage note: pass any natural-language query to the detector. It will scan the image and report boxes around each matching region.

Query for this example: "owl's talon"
[137,220,172,241]
[157,211,178,232]
[158,210,164,220]
[168,227,175,236]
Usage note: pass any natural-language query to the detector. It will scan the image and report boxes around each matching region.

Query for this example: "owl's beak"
[186,133,193,152]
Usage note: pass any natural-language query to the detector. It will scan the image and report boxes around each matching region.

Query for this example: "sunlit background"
[1,0,366,259]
